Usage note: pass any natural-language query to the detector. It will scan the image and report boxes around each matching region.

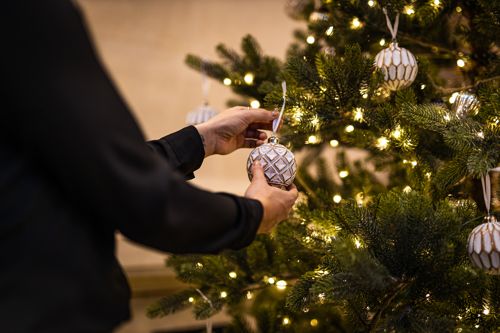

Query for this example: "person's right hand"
[245,161,299,234]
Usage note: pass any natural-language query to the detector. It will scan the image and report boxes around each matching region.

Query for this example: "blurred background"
[76,0,301,331]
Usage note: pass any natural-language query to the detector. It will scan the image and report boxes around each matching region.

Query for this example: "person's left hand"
[195,106,278,157]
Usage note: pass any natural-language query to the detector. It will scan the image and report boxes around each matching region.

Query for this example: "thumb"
[251,161,267,184]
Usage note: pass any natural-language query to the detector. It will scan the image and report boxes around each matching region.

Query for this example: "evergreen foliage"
[150,0,500,331]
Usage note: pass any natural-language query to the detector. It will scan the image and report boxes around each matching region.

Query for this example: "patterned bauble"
[452,91,480,118]
[309,9,330,23]
[247,137,297,189]
[186,103,218,125]
[374,42,418,91]
[467,215,500,275]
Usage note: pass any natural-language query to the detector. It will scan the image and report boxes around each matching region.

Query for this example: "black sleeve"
[147,126,204,180]
[2,0,262,253]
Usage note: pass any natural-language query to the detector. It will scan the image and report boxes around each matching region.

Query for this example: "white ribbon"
[382,8,400,41]
[195,289,214,333]
[481,167,500,214]
[272,81,287,135]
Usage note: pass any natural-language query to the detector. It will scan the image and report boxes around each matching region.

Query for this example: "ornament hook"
[382,8,399,42]
[481,167,500,215]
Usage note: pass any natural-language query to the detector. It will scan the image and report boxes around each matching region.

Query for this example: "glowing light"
[350,17,362,29]
[223,78,232,86]
[311,116,320,127]
[456,6,462,13]
[379,38,386,46]
[345,125,355,132]
[333,194,342,203]
[267,277,276,285]
[326,26,334,36]
[250,100,261,109]
[339,170,349,178]
[282,317,291,325]
[292,108,303,122]
[477,131,484,138]
[443,114,451,121]
[420,84,426,90]
[483,306,490,315]
[354,238,362,248]
[306,35,316,44]
[426,293,431,299]
[310,319,319,327]
[432,0,440,7]
[307,135,318,144]
[411,160,418,167]
[391,128,401,139]
[475,325,480,328]
[403,186,412,193]
[246,291,253,300]
[229,271,237,279]
[276,280,287,290]
[457,59,466,67]
[196,262,203,268]
[354,107,364,121]
[425,172,432,179]
[220,291,228,298]
[376,136,389,150]
[449,92,460,104]
[188,297,194,303]
[244,73,254,84]
[356,192,365,206]
[404,5,415,15]
[318,293,326,301]
[367,0,375,7]
[330,139,339,147]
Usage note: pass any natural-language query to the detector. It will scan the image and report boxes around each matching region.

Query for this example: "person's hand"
[195,106,278,157]
[245,161,298,234]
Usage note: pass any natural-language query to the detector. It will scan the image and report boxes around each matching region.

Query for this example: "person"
[0,1,298,333]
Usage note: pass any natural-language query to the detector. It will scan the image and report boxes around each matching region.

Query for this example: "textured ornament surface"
[247,143,297,188]
[186,104,218,125]
[309,10,329,22]
[452,91,480,118]
[467,215,500,275]
[374,42,418,91]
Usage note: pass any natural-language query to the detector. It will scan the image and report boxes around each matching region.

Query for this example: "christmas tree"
[148,0,500,331]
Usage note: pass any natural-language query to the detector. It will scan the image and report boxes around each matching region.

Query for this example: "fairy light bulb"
[267,277,276,285]
[282,317,291,325]
[456,59,466,68]
[330,139,339,147]
[403,186,412,193]
[391,128,401,139]
[310,319,319,327]
[333,194,342,203]
[244,73,254,84]
[196,262,203,268]
[276,280,287,290]
[228,271,237,279]
[223,78,232,86]
[354,238,362,248]
[483,306,490,315]
[246,291,253,300]
[188,297,194,303]
[307,135,318,144]
[432,0,440,7]
[367,0,375,7]
[250,100,260,109]
[345,125,354,133]
[353,107,364,121]
[350,17,362,29]
[449,92,460,104]
[306,35,316,44]
[404,5,415,15]
[376,136,389,150]
[379,38,386,46]
[220,291,228,298]
[325,26,334,36]
[339,170,349,178]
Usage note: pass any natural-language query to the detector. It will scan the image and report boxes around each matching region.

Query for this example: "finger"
[248,122,273,131]
[244,108,278,124]
[244,129,267,140]
[256,139,266,146]
[251,161,267,184]
[287,184,299,199]
[244,139,258,148]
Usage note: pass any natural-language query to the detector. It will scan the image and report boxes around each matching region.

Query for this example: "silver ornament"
[452,91,480,118]
[309,10,329,23]
[186,103,218,125]
[467,215,500,275]
[247,136,297,189]
[374,42,418,91]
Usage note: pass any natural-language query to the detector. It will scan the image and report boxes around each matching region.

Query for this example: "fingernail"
[254,160,261,167]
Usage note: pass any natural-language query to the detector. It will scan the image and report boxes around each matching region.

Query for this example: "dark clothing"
[0,1,262,332]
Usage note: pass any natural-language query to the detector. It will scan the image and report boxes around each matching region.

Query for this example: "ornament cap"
[485,214,498,224]
[268,136,279,144]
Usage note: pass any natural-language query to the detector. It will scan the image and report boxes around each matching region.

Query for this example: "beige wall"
[76,1,301,331]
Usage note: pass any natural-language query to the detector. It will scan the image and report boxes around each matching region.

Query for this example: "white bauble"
[186,104,218,125]
[247,137,297,189]
[374,42,418,91]
[467,215,500,275]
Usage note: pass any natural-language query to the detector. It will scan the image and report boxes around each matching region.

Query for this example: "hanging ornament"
[374,8,418,91]
[247,82,297,189]
[309,3,330,23]
[321,46,336,56]
[467,167,500,275]
[185,61,218,125]
[451,91,480,118]
[285,0,312,20]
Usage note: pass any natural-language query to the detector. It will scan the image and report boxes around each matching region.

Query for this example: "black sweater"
[0,1,262,332]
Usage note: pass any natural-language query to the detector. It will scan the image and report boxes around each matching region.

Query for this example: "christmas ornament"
[321,46,336,56]
[246,82,297,189]
[309,5,330,23]
[186,103,217,125]
[467,215,500,275]
[185,62,218,125]
[374,9,418,91]
[451,91,480,118]
[467,167,500,274]
[285,0,311,20]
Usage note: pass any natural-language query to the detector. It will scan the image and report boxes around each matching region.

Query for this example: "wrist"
[194,123,215,157]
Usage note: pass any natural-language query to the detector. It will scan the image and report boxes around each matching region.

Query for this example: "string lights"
[223,78,232,86]
[244,73,254,85]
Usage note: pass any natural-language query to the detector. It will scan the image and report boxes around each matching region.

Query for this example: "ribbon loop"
[195,289,214,333]
[481,167,500,214]
[382,8,400,41]
[272,81,287,135]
